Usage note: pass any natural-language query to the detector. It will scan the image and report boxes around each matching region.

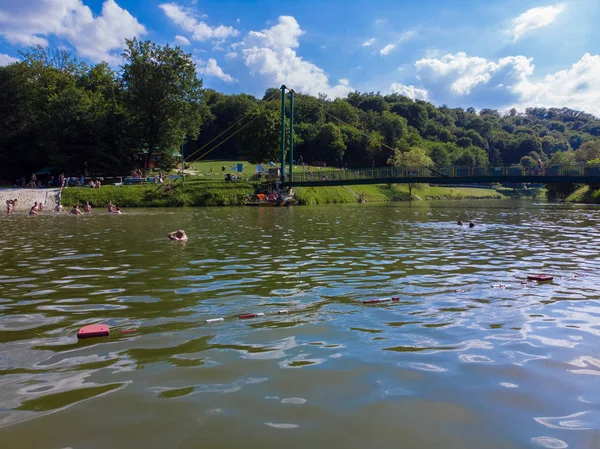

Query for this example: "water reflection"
[1,201,600,448]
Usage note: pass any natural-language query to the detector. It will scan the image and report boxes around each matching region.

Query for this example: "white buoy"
[206,318,224,323]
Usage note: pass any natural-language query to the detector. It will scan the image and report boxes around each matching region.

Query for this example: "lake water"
[1,201,600,449]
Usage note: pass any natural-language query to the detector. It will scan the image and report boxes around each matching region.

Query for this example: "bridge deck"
[288,165,600,187]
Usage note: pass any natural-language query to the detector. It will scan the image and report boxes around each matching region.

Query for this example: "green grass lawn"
[170,159,341,180]
[295,184,505,205]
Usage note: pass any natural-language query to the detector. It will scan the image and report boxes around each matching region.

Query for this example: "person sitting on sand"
[29,202,39,216]
[84,201,92,212]
[70,204,83,215]
[168,230,187,241]
[55,202,64,212]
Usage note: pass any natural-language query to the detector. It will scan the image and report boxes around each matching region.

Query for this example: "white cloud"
[512,53,600,115]
[224,51,237,60]
[362,38,375,47]
[413,50,600,116]
[0,0,146,63]
[234,16,352,98]
[510,3,566,42]
[175,35,190,46]
[159,3,238,42]
[0,54,19,66]
[196,58,236,83]
[416,52,534,95]
[379,31,414,56]
[380,43,396,56]
[389,83,428,100]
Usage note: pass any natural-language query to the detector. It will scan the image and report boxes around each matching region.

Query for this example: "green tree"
[121,38,206,170]
[575,140,600,162]
[312,123,346,165]
[388,146,433,197]
[238,104,283,164]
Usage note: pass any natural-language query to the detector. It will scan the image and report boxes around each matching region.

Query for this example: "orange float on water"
[527,274,553,282]
[77,324,110,339]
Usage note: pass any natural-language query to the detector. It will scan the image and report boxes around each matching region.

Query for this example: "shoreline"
[51,182,528,208]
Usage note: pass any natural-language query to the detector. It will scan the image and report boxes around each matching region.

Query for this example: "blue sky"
[1,0,600,114]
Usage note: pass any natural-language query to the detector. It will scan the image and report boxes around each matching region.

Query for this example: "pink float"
[77,324,110,339]
[527,274,553,282]
[239,313,265,319]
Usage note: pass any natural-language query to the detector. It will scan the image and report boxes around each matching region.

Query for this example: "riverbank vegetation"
[61,180,508,207]
[2,39,600,199]
[61,181,253,207]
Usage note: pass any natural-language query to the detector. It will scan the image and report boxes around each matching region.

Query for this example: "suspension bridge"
[288,164,600,187]
[182,85,600,187]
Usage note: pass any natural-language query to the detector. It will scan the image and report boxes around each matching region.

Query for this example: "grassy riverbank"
[61,181,254,207]
[565,185,600,203]
[295,184,505,205]
[62,180,509,207]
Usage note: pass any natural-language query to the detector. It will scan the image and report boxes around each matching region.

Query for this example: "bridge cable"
[184,89,284,164]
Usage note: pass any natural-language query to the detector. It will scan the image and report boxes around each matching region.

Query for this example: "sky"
[1,0,600,115]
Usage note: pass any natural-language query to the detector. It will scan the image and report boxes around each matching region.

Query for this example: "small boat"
[243,192,296,207]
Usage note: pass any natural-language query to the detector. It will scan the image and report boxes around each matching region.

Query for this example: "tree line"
[2,40,600,182]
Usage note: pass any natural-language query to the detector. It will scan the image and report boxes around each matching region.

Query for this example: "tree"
[312,123,346,165]
[238,104,283,164]
[575,140,600,162]
[388,146,433,196]
[121,38,206,170]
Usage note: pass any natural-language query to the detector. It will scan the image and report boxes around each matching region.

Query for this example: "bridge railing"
[289,164,600,183]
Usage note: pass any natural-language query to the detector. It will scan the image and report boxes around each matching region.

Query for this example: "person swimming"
[168,230,187,241]
[457,220,464,226]
[29,202,39,216]
[70,204,83,215]
[6,199,14,214]
[469,222,475,228]
[84,201,92,212]
[55,202,64,212]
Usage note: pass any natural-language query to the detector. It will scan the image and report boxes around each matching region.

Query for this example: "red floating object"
[120,329,137,334]
[78,324,110,339]
[527,274,553,282]
[392,297,400,301]
[363,298,392,304]
[239,313,265,319]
